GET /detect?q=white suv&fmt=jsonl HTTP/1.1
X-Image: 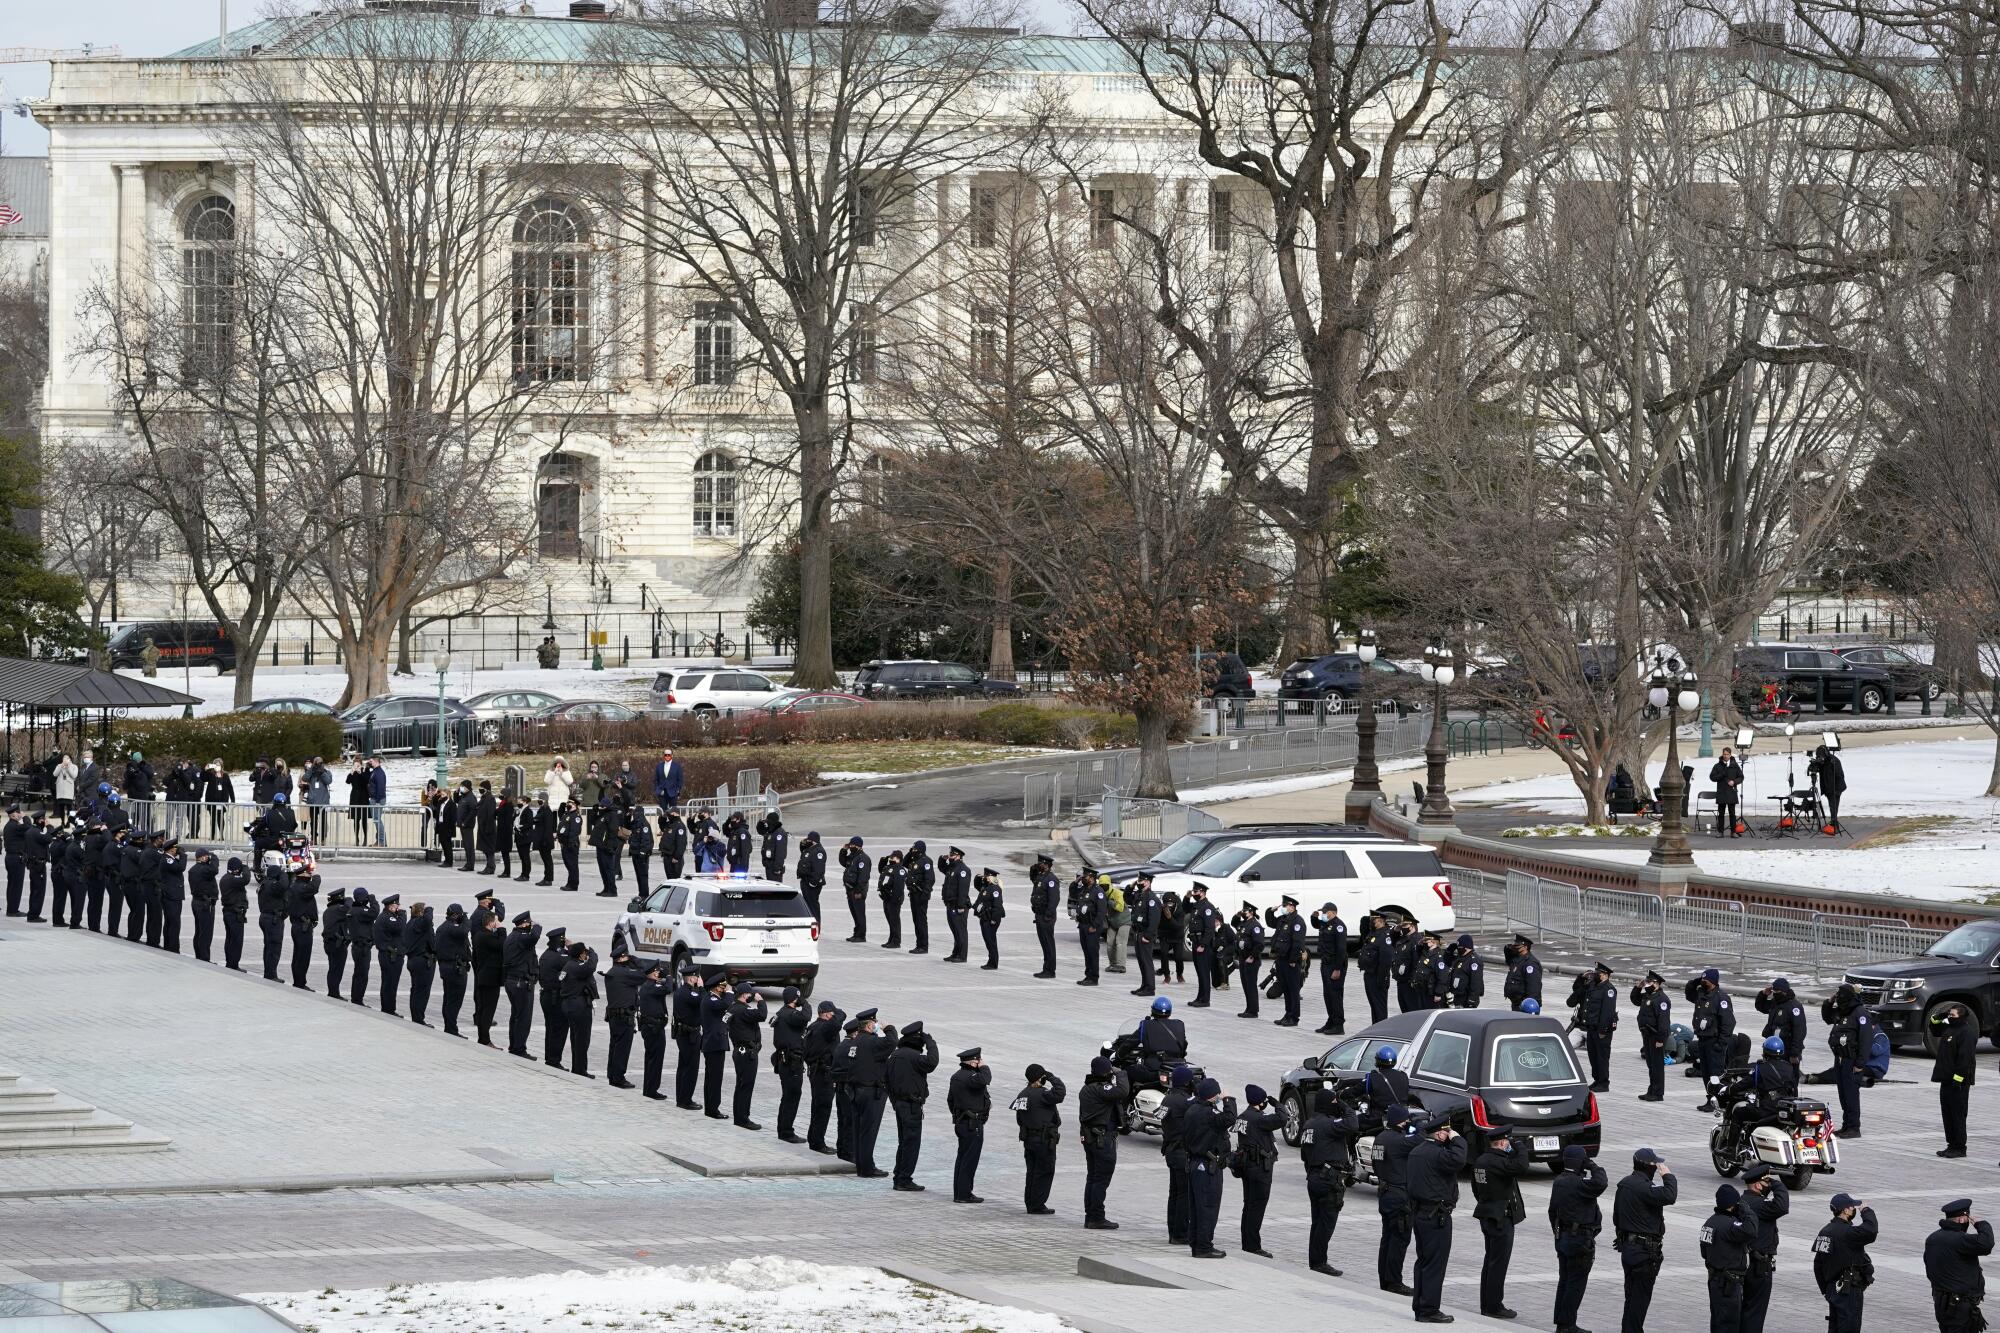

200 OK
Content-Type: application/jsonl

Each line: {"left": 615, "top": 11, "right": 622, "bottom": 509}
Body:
{"left": 1148, "top": 835, "right": 1455, "bottom": 946}
{"left": 612, "top": 875, "right": 821, "bottom": 994}
{"left": 649, "top": 669, "right": 789, "bottom": 717}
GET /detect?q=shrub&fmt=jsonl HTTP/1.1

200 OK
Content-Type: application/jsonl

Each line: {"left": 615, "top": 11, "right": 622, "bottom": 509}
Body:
{"left": 969, "top": 701, "right": 1061, "bottom": 747}
{"left": 520, "top": 749, "right": 820, "bottom": 798}
{"left": 110, "top": 713, "right": 345, "bottom": 773}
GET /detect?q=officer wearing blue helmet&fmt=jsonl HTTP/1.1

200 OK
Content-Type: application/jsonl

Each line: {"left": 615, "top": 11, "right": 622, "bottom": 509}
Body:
{"left": 1521, "top": 997, "right": 1541, "bottom": 1014}
{"left": 1137, "top": 995, "right": 1187, "bottom": 1076}
{"left": 1364, "top": 1045, "right": 1414, "bottom": 1123}
{"left": 1723, "top": 1035, "right": 1800, "bottom": 1144}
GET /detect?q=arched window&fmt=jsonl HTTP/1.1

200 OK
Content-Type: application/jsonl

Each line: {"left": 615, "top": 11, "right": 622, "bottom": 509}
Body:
{"left": 692, "top": 451, "right": 738, "bottom": 537}
{"left": 180, "top": 195, "right": 235, "bottom": 375}
{"left": 512, "top": 197, "right": 591, "bottom": 383}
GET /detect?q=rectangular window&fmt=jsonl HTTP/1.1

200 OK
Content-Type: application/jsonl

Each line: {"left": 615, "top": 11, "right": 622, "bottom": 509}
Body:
{"left": 970, "top": 301, "right": 1000, "bottom": 380}
{"left": 1415, "top": 1029, "right": 1471, "bottom": 1082}
{"left": 852, "top": 303, "right": 880, "bottom": 384}
{"left": 970, "top": 186, "right": 999, "bottom": 248}
{"left": 854, "top": 182, "right": 880, "bottom": 249}
{"left": 1489, "top": 1033, "right": 1582, "bottom": 1085}
{"left": 1244, "top": 852, "right": 1298, "bottom": 882}
{"left": 1368, "top": 849, "right": 1445, "bottom": 878}
{"left": 1090, "top": 187, "right": 1116, "bottom": 250}
{"left": 693, "top": 302, "right": 735, "bottom": 386}
{"left": 1298, "top": 850, "right": 1356, "bottom": 879}
{"left": 1212, "top": 308, "right": 1234, "bottom": 364}
{"left": 1208, "top": 188, "right": 1233, "bottom": 252}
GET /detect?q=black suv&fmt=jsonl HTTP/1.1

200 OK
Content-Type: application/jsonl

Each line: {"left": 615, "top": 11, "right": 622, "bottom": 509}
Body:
{"left": 1277, "top": 652, "right": 1410, "bottom": 700}
{"left": 106, "top": 621, "right": 238, "bottom": 672}
{"left": 1199, "top": 652, "right": 1254, "bottom": 699}
{"left": 1832, "top": 644, "right": 1945, "bottom": 703}
{"left": 1844, "top": 919, "right": 2000, "bottom": 1052}
{"left": 852, "top": 660, "right": 1021, "bottom": 700}
{"left": 1732, "top": 644, "right": 1891, "bottom": 714}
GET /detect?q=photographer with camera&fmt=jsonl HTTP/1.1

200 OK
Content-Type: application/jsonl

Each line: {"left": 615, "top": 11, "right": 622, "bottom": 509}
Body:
{"left": 1808, "top": 744, "right": 1847, "bottom": 832}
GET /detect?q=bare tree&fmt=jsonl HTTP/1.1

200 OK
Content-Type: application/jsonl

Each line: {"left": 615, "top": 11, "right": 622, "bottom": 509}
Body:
{"left": 0, "top": 270, "right": 48, "bottom": 437}
{"left": 596, "top": 0, "right": 1016, "bottom": 688}
{"left": 34, "top": 443, "right": 158, "bottom": 663}
{"left": 1072, "top": 0, "right": 1608, "bottom": 658}
{"left": 221, "top": 7, "right": 605, "bottom": 705}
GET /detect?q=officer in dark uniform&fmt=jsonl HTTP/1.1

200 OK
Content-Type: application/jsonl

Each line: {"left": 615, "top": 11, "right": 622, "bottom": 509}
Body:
{"left": 974, "top": 869, "right": 1005, "bottom": 968}
{"left": 1308, "top": 901, "right": 1347, "bottom": 1033}
{"left": 756, "top": 810, "right": 789, "bottom": 882}
{"left": 839, "top": 836, "right": 871, "bottom": 942}
{"left": 886, "top": 1020, "right": 940, "bottom": 1189}
{"left": 1756, "top": 976, "right": 1808, "bottom": 1065}
{"left": 1740, "top": 1164, "right": 1788, "bottom": 1333}
{"left": 1076, "top": 874, "right": 1110, "bottom": 985}
{"left": 1014, "top": 1062, "right": 1068, "bottom": 1215}
{"left": 436, "top": 902, "right": 471, "bottom": 1037}
{"left": 1812, "top": 1193, "right": 1876, "bottom": 1333}
{"left": 947, "top": 1047, "right": 991, "bottom": 1202}
{"left": 1632, "top": 970, "right": 1671, "bottom": 1100}
{"left": 1153, "top": 1063, "right": 1193, "bottom": 1242}
{"left": 1927, "top": 1198, "right": 1995, "bottom": 1333}
{"left": 1029, "top": 854, "right": 1059, "bottom": 978}
{"left": 1079, "top": 1055, "right": 1129, "bottom": 1227}
{"left": 1582, "top": 961, "right": 1619, "bottom": 1092}
{"left": 1615, "top": 1146, "right": 1677, "bottom": 1332}
{"left": 1549, "top": 1143, "right": 1607, "bottom": 1333}
{"left": 101, "top": 825, "right": 128, "bottom": 938}
{"left": 502, "top": 911, "right": 542, "bottom": 1055}
{"left": 216, "top": 856, "right": 248, "bottom": 970}
{"left": 700, "top": 973, "right": 732, "bottom": 1116}
{"left": 348, "top": 888, "right": 379, "bottom": 1004}
{"left": 375, "top": 894, "right": 407, "bottom": 1015}
{"left": 472, "top": 911, "right": 507, "bottom": 1044}
{"left": 769, "top": 986, "right": 808, "bottom": 1138}
{"left": 537, "top": 927, "right": 570, "bottom": 1065}
{"left": 905, "top": 839, "right": 933, "bottom": 954}
{"left": 253, "top": 859, "right": 285, "bottom": 980}
{"left": 1392, "top": 923, "right": 1425, "bottom": 1011}
{"left": 1297, "top": 1087, "right": 1356, "bottom": 1274}
{"left": 846, "top": 1008, "right": 898, "bottom": 1177}
{"left": 1129, "top": 874, "right": 1162, "bottom": 995}
{"left": 492, "top": 792, "right": 515, "bottom": 879}
{"left": 512, "top": 795, "right": 535, "bottom": 881}
{"left": 672, "top": 964, "right": 706, "bottom": 1108}
{"left": 1407, "top": 1116, "right": 1467, "bottom": 1323}
{"left": 831, "top": 1016, "right": 860, "bottom": 1161}
{"left": 1504, "top": 934, "right": 1543, "bottom": 1011}
{"left": 1261, "top": 897, "right": 1306, "bottom": 1025}
{"left": 1356, "top": 912, "right": 1393, "bottom": 1022}
{"left": 2, "top": 804, "right": 24, "bottom": 917}
{"left": 1237, "top": 1085, "right": 1283, "bottom": 1255}
{"left": 284, "top": 869, "right": 318, "bottom": 987}
{"left": 795, "top": 830, "right": 826, "bottom": 920}
{"left": 1445, "top": 934, "right": 1484, "bottom": 1009}
{"left": 20, "top": 810, "right": 51, "bottom": 923}
{"left": 939, "top": 847, "right": 972, "bottom": 962}
{"left": 1376, "top": 1103, "right": 1420, "bottom": 1294}
{"left": 625, "top": 807, "right": 654, "bottom": 899}
{"left": 319, "top": 885, "right": 349, "bottom": 994}
{"left": 602, "top": 943, "right": 646, "bottom": 1088}
{"left": 1702, "top": 1183, "right": 1755, "bottom": 1332}
{"left": 1183, "top": 1077, "right": 1234, "bottom": 1255}
{"left": 1935, "top": 1002, "right": 1977, "bottom": 1156}
{"left": 637, "top": 962, "right": 671, "bottom": 1098}
{"left": 804, "top": 999, "right": 844, "bottom": 1149}
{"left": 1185, "top": 884, "right": 1220, "bottom": 1008}
{"left": 1472, "top": 1128, "right": 1529, "bottom": 1319}
{"left": 556, "top": 800, "right": 583, "bottom": 891}
{"left": 559, "top": 939, "right": 599, "bottom": 1076}
{"left": 1228, "top": 901, "right": 1265, "bottom": 1014}
{"left": 876, "top": 848, "right": 907, "bottom": 950}
{"left": 727, "top": 982, "right": 767, "bottom": 1126}
{"left": 404, "top": 902, "right": 437, "bottom": 1024}
{"left": 724, "top": 811, "right": 753, "bottom": 874}
{"left": 1692, "top": 967, "right": 1737, "bottom": 1111}
{"left": 187, "top": 848, "right": 219, "bottom": 962}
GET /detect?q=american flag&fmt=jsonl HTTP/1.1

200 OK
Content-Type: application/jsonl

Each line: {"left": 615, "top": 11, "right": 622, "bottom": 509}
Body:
{"left": 0, "top": 203, "right": 22, "bottom": 227}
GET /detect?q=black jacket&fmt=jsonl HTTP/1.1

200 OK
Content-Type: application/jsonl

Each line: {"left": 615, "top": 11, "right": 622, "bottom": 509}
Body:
{"left": 948, "top": 1063, "right": 993, "bottom": 1123}
{"left": 796, "top": 839, "right": 826, "bottom": 886}
{"left": 1613, "top": 1168, "right": 1678, "bottom": 1241}
{"left": 1029, "top": 870, "right": 1058, "bottom": 922}
{"left": 1702, "top": 1206, "right": 1756, "bottom": 1274}
{"left": 1549, "top": 1161, "right": 1609, "bottom": 1235}
{"left": 803, "top": 1009, "right": 845, "bottom": 1064}
{"left": 844, "top": 1027, "right": 897, "bottom": 1087}
{"left": 1633, "top": 984, "right": 1672, "bottom": 1042}
{"left": 1471, "top": 1141, "right": 1529, "bottom": 1223}
{"left": 1014, "top": 1074, "right": 1068, "bottom": 1139}
{"left": 973, "top": 878, "right": 1005, "bottom": 923}
{"left": 538, "top": 941, "right": 567, "bottom": 991}
{"left": 1756, "top": 987, "right": 1809, "bottom": 1056}
{"left": 726, "top": 994, "right": 767, "bottom": 1049}
{"left": 1743, "top": 1178, "right": 1789, "bottom": 1257}
{"left": 435, "top": 918, "right": 471, "bottom": 967}
{"left": 560, "top": 949, "right": 599, "bottom": 1002}
{"left": 502, "top": 924, "right": 542, "bottom": 983}
{"left": 321, "top": 898, "right": 351, "bottom": 947}
{"left": 771, "top": 1003, "right": 808, "bottom": 1056}
{"left": 1079, "top": 1072, "right": 1130, "bottom": 1134}
{"left": 1934, "top": 1017, "right": 1978, "bottom": 1086}
{"left": 1693, "top": 985, "right": 1736, "bottom": 1042}
{"left": 886, "top": 1032, "right": 941, "bottom": 1102}
{"left": 1408, "top": 1134, "right": 1468, "bottom": 1210}
{"left": 1813, "top": 1207, "right": 1877, "bottom": 1293}
{"left": 403, "top": 910, "right": 436, "bottom": 964}
{"left": 1504, "top": 949, "right": 1542, "bottom": 1004}
{"left": 839, "top": 845, "right": 872, "bottom": 895}
{"left": 1927, "top": 1219, "right": 1997, "bottom": 1296}
{"left": 346, "top": 898, "right": 379, "bottom": 949}
{"left": 473, "top": 924, "right": 506, "bottom": 982}
{"left": 1182, "top": 1096, "right": 1236, "bottom": 1161}
{"left": 1298, "top": 1104, "right": 1358, "bottom": 1173}
{"left": 188, "top": 859, "right": 220, "bottom": 906}
{"left": 1266, "top": 908, "right": 1307, "bottom": 964}
{"left": 940, "top": 860, "right": 972, "bottom": 911}
{"left": 603, "top": 957, "right": 646, "bottom": 1010}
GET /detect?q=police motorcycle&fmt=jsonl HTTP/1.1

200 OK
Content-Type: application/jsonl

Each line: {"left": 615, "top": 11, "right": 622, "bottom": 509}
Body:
{"left": 1099, "top": 1002, "right": 1203, "bottom": 1136}
{"left": 1340, "top": 1047, "right": 1429, "bottom": 1190}
{"left": 247, "top": 793, "right": 312, "bottom": 888}
{"left": 1709, "top": 1036, "right": 1840, "bottom": 1191}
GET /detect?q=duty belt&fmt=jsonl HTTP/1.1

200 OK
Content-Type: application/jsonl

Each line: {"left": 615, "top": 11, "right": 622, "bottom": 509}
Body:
{"left": 608, "top": 1006, "right": 635, "bottom": 1020}
{"left": 1617, "top": 1232, "right": 1663, "bottom": 1253}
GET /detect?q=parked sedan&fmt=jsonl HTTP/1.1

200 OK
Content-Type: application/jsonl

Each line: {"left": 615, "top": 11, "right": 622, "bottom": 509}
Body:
{"left": 1277, "top": 652, "right": 1411, "bottom": 701}
{"left": 1832, "top": 644, "right": 1945, "bottom": 703}
{"left": 530, "top": 699, "right": 644, "bottom": 724}
{"left": 462, "top": 689, "right": 562, "bottom": 719}
{"left": 236, "top": 697, "right": 339, "bottom": 716}
{"left": 339, "top": 695, "right": 478, "bottom": 754}
{"left": 761, "top": 690, "right": 871, "bottom": 716}
{"left": 1277, "top": 1008, "right": 1601, "bottom": 1169}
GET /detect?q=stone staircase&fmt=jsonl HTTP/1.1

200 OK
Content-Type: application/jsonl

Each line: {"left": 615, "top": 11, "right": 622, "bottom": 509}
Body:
{"left": 0, "top": 1068, "right": 170, "bottom": 1156}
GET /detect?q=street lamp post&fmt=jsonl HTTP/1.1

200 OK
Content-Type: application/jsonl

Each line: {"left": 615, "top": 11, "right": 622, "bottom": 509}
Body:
{"left": 542, "top": 580, "right": 558, "bottom": 632}
{"left": 1345, "top": 629, "right": 1382, "bottom": 825}
{"left": 1417, "top": 643, "right": 1456, "bottom": 826}
{"left": 1647, "top": 661, "right": 1702, "bottom": 868}
{"left": 432, "top": 647, "right": 452, "bottom": 790}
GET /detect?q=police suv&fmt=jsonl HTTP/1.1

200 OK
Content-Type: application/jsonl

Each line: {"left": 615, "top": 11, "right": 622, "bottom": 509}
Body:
{"left": 1146, "top": 833, "right": 1456, "bottom": 949}
{"left": 612, "top": 873, "right": 821, "bottom": 996}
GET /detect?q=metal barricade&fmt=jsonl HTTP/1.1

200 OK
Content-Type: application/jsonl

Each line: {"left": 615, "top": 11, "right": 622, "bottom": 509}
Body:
{"left": 1664, "top": 896, "right": 1748, "bottom": 970}
{"left": 1580, "top": 886, "right": 1667, "bottom": 962}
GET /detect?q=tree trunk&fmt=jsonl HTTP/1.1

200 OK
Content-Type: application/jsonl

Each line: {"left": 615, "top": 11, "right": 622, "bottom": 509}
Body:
{"left": 1986, "top": 721, "right": 2000, "bottom": 799}
{"left": 396, "top": 611, "right": 416, "bottom": 677}
{"left": 1133, "top": 704, "right": 1178, "bottom": 800}
{"left": 231, "top": 640, "right": 261, "bottom": 709}
{"left": 339, "top": 618, "right": 395, "bottom": 710}
{"left": 790, "top": 408, "right": 838, "bottom": 690}
{"left": 1279, "top": 529, "right": 1331, "bottom": 661}
{"left": 988, "top": 554, "right": 1016, "bottom": 681}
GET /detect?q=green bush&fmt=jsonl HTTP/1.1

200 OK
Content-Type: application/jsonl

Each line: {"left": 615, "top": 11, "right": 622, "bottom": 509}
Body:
{"left": 969, "top": 702, "right": 1061, "bottom": 747}
{"left": 110, "top": 713, "right": 345, "bottom": 773}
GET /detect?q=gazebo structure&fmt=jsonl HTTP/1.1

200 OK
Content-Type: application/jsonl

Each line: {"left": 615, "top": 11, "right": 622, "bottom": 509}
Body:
{"left": 0, "top": 657, "right": 201, "bottom": 794}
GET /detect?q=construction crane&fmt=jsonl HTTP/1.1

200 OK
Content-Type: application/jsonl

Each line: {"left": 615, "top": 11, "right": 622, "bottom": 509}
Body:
{"left": 0, "top": 46, "right": 123, "bottom": 63}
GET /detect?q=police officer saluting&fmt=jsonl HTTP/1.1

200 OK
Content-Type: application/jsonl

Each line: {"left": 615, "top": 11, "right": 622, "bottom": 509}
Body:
{"left": 1812, "top": 1193, "right": 1876, "bottom": 1333}
{"left": 1310, "top": 900, "right": 1347, "bottom": 1034}
{"left": 939, "top": 848, "right": 972, "bottom": 963}
{"left": 671, "top": 964, "right": 705, "bottom": 1108}
{"left": 1358, "top": 912, "right": 1394, "bottom": 1022}
{"left": 1237, "top": 1085, "right": 1284, "bottom": 1256}
{"left": 770, "top": 986, "right": 808, "bottom": 1141}
{"left": 974, "top": 869, "right": 1005, "bottom": 969}
{"left": 1632, "top": 971, "right": 1671, "bottom": 1101}
{"left": 947, "top": 1047, "right": 991, "bottom": 1203}
{"left": 1029, "top": 854, "right": 1059, "bottom": 978}
{"left": 1183, "top": 1077, "right": 1235, "bottom": 1257}
{"left": 845, "top": 1007, "right": 897, "bottom": 1177}
{"left": 1298, "top": 1087, "right": 1356, "bottom": 1275}
{"left": 1692, "top": 968, "right": 1736, "bottom": 1112}
{"left": 1408, "top": 1115, "right": 1468, "bottom": 1324}
{"left": 1014, "top": 1062, "right": 1067, "bottom": 1215}
{"left": 1702, "top": 1183, "right": 1756, "bottom": 1333}
{"left": 1376, "top": 1103, "right": 1420, "bottom": 1296}
{"left": 1503, "top": 934, "right": 1541, "bottom": 1012}
{"left": 602, "top": 943, "right": 645, "bottom": 1089}
{"left": 726, "top": 982, "right": 767, "bottom": 1128}
{"left": 885, "top": 1020, "right": 939, "bottom": 1190}
{"left": 1927, "top": 1198, "right": 1995, "bottom": 1333}
{"left": 1266, "top": 896, "right": 1307, "bottom": 1025}
{"left": 1549, "top": 1144, "right": 1607, "bottom": 1333}
{"left": 1739, "top": 1164, "right": 1788, "bottom": 1333}
{"left": 1471, "top": 1127, "right": 1529, "bottom": 1320}
{"left": 1581, "top": 961, "right": 1618, "bottom": 1092}
{"left": 804, "top": 999, "right": 844, "bottom": 1150}
{"left": 1615, "top": 1146, "right": 1677, "bottom": 1332}
{"left": 1078, "top": 1055, "right": 1128, "bottom": 1228}
{"left": 636, "top": 962, "right": 671, "bottom": 1099}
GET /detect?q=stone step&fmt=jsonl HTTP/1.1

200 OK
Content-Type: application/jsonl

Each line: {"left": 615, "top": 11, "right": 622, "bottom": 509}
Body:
{"left": 0, "top": 1111, "right": 142, "bottom": 1142}
{"left": 0, "top": 1089, "right": 69, "bottom": 1113}
{"left": 0, "top": 1129, "right": 172, "bottom": 1156}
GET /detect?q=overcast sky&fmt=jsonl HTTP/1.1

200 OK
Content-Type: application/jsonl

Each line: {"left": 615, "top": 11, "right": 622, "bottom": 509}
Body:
{"left": 2, "top": 0, "right": 1077, "bottom": 159}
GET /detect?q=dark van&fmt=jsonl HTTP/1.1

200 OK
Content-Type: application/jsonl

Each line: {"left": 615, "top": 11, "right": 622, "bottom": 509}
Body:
{"left": 107, "top": 621, "right": 237, "bottom": 673}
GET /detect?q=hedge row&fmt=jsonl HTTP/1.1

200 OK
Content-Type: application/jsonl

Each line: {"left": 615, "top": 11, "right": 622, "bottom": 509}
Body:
{"left": 108, "top": 713, "right": 346, "bottom": 774}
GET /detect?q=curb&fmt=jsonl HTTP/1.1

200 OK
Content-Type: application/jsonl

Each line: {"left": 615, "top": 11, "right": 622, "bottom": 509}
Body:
{"left": 882, "top": 1261, "right": 1142, "bottom": 1333}
{"left": 0, "top": 1165, "right": 556, "bottom": 1201}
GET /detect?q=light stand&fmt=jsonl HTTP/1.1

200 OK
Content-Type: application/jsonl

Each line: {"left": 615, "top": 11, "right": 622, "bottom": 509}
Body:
{"left": 1647, "top": 663, "right": 1700, "bottom": 868}
{"left": 1345, "top": 629, "right": 1382, "bottom": 824}
{"left": 433, "top": 647, "right": 452, "bottom": 790}
{"left": 1417, "top": 643, "right": 1456, "bottom": 826}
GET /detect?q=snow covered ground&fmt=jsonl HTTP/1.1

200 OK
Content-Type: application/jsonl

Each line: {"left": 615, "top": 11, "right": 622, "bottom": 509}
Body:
{"left": 114, "top": 662, "right": 659, "bottom": 717}
{"left": 248, "top": 1257, "right": 1069, "bottom": 1333}
{"left": 1587, "top": 844, "right": 2000, "bottom": 902}
{"left": 1180, "top": 755, "right": 1426, "bottom": 805}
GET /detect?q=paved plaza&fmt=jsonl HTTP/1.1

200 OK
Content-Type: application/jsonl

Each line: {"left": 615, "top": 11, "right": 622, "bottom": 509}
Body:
{"left": 0, "top": 758, "right": 1992, "bottom": 1332}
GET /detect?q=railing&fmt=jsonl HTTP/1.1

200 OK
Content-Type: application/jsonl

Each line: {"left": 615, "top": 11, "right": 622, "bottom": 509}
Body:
{"left": 1101, "top": 796, "right": 1223, "bottom": 843}
{"left": 1452, "top": 866, "right": 1944, "bottom": 983}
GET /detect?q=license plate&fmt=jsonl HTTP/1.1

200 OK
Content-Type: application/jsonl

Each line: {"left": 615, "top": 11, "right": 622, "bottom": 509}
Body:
{"left": 760, "top": 931, "right": 779, "bottom": 945}
{"left": 1799, "top": 1146, "right": 1820, "bottom": 1164}
{"left": 1533, "top": 1136, "right": 1559, "bottom": 1153}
